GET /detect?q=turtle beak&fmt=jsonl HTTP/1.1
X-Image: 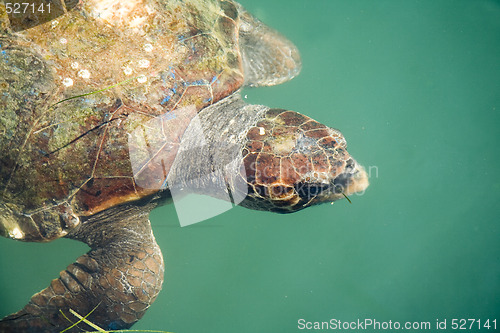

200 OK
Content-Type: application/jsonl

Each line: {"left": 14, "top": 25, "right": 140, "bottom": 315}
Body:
{"left": 331, "top": 158, "right": 369, "bottom": 198}
{"left": 308, "top": 158, "right": 370, "bottom": 205}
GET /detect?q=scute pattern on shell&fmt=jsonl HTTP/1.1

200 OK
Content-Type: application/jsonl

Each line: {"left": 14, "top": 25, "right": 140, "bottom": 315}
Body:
{"left": 0, "top": 0, "right": 245, "bottom": 241}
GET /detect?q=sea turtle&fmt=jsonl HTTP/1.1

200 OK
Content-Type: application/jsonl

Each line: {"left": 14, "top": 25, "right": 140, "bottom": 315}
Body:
{"left": 0, "top": 0, "right": 369, "bottom": 331}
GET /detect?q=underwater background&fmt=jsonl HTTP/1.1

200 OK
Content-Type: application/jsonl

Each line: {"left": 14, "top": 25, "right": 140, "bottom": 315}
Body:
{"left": 1, "top": 0, "right": 499, "bottom": 332}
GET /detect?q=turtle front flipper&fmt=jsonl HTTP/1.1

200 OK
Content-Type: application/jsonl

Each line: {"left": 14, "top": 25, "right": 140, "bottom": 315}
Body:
{"left": 0, "top": 205, "right": 164, "bottom": 332}
{"left": 237, "top": 5, "right": 302, "bottom": 87}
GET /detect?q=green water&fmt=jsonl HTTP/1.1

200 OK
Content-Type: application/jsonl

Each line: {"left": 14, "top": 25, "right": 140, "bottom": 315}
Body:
{"left": 1, "top": 0, "right": 499, "bottom": 332}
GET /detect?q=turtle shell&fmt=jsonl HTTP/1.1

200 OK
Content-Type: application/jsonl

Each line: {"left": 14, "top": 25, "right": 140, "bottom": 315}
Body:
{"left": 0, "top": 0, "right": 245, "bottom": 241}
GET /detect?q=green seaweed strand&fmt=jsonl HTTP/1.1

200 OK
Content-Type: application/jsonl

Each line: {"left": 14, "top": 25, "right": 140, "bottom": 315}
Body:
{"left": 50, "top": 76, "right": 142, "bottom": 108}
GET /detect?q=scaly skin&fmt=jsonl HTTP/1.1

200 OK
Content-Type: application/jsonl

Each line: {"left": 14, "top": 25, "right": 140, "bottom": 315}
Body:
{"left": 0, "top": 204, "right": 164, "bottom": 332}
{"left": 241, "top": 109, "right": 367, "bottom": 212}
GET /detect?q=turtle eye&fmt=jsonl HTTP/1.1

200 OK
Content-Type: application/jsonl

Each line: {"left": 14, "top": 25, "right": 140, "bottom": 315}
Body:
{"left": 269, "top": 184, "right": 295, "bottom": 200}
{"left": 294, "top": 182, "right": 330, "bottom": 199}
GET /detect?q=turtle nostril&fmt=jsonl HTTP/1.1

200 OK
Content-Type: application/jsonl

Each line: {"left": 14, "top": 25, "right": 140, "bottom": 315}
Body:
{"left": 345, "top": 158, "right": 355, "bottom": 172}
{"left": 332, "top": 158, "right": 357, "bottom": 193}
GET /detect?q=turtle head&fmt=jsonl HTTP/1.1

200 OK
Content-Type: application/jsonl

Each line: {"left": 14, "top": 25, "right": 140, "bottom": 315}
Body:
{"left": 239, "top": 109, "right": 369, "bottom": 213}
